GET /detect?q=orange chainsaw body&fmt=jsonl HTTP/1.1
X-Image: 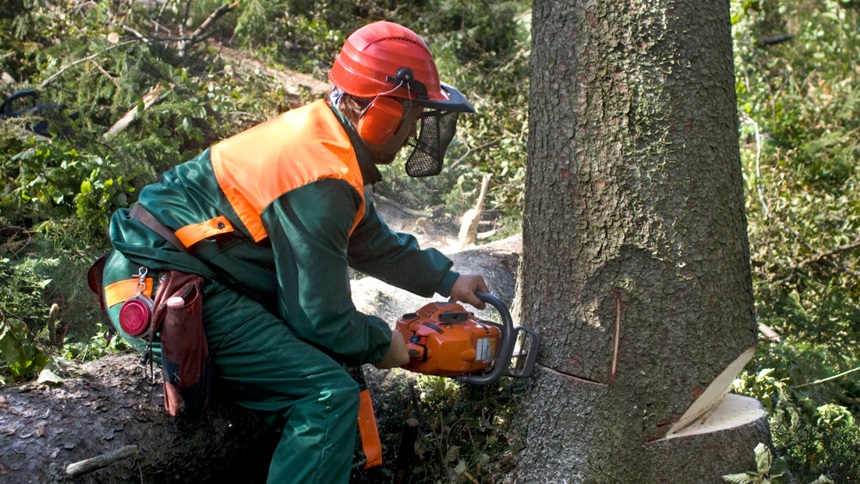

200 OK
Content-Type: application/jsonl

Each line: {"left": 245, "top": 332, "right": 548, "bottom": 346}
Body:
{"left": 395, "top": 301, "right": 501, "bottom": 377}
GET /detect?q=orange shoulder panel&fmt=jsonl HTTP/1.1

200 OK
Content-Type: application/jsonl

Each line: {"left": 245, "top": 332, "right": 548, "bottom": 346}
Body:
{"left": 210, "top": 101, "right": 366, "bottom": 242}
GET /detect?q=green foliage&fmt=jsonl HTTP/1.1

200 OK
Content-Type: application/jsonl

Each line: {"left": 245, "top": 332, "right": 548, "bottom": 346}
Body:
{"left": 407, "top": 375, "right": 526, "bottom": 483}
{"left": 61, "top": 323, "right": 130, "bottom": 362}
{"left": 0, "top": 256, "right": 53, "bottom": 381}
{"left": 743, "top": 365, "right": 860, "bottom": 483}
{"left": 733, "top": 0, "right": 860, "bottom": 480}
{"left": 723, "top": 443, "right": 791, "bottom": 484}
{"left": 0, "top": 318, "right": 49, "bottom": 383}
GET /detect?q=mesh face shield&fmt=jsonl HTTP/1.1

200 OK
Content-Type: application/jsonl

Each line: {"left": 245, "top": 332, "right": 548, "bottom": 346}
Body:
{"left": 404, "top": 111, "right": 460, "bottom": 177}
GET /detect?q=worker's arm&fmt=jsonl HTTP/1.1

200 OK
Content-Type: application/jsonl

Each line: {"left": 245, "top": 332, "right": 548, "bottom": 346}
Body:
{"left": 373, "top": 331, "right": 409, "bottom": 369}
{"left": 346, "top": 197, "right": 459, "bottom": 297}
{"left": 260, "top": 179, "right": 393, "bottom": 366}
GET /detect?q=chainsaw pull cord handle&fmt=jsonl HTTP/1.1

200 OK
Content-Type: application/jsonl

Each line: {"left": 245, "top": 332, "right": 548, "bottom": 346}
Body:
{"left": 460, "top": 291, "right": 516, "bottom": 385}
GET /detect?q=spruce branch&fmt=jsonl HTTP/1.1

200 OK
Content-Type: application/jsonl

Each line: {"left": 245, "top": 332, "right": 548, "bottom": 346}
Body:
{"left": 39, "top": 40, "right": 137, "bottom": 89}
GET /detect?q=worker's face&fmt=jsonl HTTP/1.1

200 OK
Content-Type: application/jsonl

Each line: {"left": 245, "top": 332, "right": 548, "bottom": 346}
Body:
{"left": 364, "top": 104, "right": 424, "bottom": 166}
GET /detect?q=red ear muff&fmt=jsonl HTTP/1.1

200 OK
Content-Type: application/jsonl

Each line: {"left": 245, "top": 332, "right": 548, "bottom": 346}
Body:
{"left": 357, "top": 97, "right": 403, "bottom": 145}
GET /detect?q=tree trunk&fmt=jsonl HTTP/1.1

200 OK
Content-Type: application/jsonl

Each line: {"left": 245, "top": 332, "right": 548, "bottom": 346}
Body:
{"left": 513, "top": 1, "right": 770, "bottom": 482}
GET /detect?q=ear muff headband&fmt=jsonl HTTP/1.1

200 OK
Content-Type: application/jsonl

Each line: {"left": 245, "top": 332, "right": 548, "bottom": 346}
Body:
{"left": 357, "top": 96, "right": 403, "bottom": 145}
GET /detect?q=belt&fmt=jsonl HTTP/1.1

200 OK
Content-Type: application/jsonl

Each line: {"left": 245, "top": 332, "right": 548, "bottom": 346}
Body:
{"left": 105, "top": 276, "right": 154, "bottom": 307}
{"left": 104, "top": 204, "right": 187, "bottom": 307}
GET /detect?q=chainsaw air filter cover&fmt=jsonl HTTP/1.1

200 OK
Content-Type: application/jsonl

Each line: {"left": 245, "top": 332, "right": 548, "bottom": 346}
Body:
{"left": 396, "top": 301, "right": 501, "bottom": 377}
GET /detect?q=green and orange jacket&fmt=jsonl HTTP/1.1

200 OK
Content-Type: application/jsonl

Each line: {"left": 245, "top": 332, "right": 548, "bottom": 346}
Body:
{"left": 108, "top": 100, "right": 458, "bottom": 366}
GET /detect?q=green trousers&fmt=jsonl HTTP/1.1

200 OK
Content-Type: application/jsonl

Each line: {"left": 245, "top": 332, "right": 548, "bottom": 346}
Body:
{"left": 103, "top": 250, "right": 359, "bottom": 483}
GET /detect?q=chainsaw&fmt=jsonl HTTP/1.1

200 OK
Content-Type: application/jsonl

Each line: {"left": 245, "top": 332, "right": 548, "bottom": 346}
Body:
{"left": 395, "top": 291, "right": 540, "bottom": 385}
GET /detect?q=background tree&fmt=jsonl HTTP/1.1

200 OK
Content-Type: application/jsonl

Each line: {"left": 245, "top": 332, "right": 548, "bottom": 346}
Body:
{"left": 513, "top": 1, "right": 770, "bottom": 481}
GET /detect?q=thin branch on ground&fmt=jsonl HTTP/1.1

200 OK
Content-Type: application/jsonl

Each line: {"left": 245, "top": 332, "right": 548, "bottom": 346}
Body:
{"left": 449, "top": 139, "right": 501, "bottom": 169}
{"left": 39, "top": 40, "right": 137, "bottom": 89}
{"left": 775, "top": 235, "right": 860, "bottom": 286}
{"left": 65, "top": 445, "right": 139, "bottom": 477}
{"left": 179, "top": 1, "right": 241, "bottom": 54}
{"left": 91, "top": 60, "right": 121, "bottom": 88}
{"left": 42, "top": 0, "right": 238, "bottom": 87}
{"left": 793, "top": 366, "right": 860, "bottom": 389}
{"left": 122, "top": 25, "right": 149, "bottom": 43}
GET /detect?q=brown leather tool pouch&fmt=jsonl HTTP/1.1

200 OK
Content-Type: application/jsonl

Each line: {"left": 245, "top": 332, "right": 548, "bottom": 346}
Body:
{"left": 87, "top": 253, "right": 109, "bottom": 312}
{"left": 151, "top": 270, "right": 211, "bottom": 417}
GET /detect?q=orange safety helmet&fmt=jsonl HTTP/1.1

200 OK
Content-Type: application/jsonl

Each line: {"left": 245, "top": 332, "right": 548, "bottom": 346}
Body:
{"left": 329, "top": 21, "right": 474, "bottom": 176}
{"left": 329, "top": 21, "right": 472, "bottom": 111}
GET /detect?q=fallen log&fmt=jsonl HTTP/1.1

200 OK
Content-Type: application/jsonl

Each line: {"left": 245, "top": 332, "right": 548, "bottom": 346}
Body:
{"left": 0, "top": 354, "right": 272, "bottom": 484}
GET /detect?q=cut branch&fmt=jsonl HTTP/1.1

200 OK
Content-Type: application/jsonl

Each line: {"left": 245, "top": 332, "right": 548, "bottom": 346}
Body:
{"left": 103, "top": 85, "right": 169, "bottom": 139}
{"left": 39, "top": 40, "right": 137, "bottom": 89}
{"left": 794, "top": 236, "right": 860, "bottom": 270}
{"left": 65, "top": 445, "right": 139, "bottom": 478}
{"left": 179, "top": 2, "right": 241, "bottom": 54}
{"left": 775, "top": 235, "right": 860, "bottom": 285}
{"left": 611, "top": 288, "right": 622, "bottom": 379}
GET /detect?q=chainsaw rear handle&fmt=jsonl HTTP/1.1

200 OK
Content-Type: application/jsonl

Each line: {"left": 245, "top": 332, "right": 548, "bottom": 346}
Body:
{"left": 460, "top": 291, "right": 516, "bottom": 385}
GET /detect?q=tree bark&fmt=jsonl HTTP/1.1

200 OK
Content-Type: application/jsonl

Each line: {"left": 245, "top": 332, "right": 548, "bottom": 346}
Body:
{"left": 514, "top": 0, "right": 770, "bottom": 481}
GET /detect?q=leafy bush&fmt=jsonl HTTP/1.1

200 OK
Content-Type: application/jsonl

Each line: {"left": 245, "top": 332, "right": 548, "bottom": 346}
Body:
{"left": 0, "top": 256, "right": 52, "bottom": 382}
{"left": 723, "top": 442, "right": 792, "bottom": 484}
{"left": 733, "top": 0, "right": 860, "bottom": 479}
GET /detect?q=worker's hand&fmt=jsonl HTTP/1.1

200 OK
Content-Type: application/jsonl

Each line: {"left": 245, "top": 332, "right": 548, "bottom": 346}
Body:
{"left": 374, "top": 331, "right": 410, "bottom": 369}
{"left": 449, "top": 274, "right": 490, "bottom": 310}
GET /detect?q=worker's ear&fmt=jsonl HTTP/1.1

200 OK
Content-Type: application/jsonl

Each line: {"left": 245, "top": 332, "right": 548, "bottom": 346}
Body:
{"left": 356, "top": 97, "right": 403, "bottom": 145}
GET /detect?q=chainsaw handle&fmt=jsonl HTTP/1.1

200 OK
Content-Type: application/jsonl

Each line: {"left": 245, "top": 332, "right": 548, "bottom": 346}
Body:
{"left": 460, "top": 291, "right": 516, "bottom": 385}
{"left": 1, "top": 90, "right": 39, "bottom": 118}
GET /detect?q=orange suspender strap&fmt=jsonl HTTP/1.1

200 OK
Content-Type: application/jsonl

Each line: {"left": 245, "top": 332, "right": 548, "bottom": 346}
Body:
{"left": 175, "top": 215, "right": 233, "bottom": 248}
{"left": 131, "top": 203, "right": 235, "bottom": 250}
{"left": 358, "top": 388, "right": 383, "bottom": 469}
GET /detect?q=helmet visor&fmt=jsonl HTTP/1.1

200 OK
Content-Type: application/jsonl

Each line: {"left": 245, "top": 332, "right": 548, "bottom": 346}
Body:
{"left": 404, "top": 111, "right": 460, "bottom": 177}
